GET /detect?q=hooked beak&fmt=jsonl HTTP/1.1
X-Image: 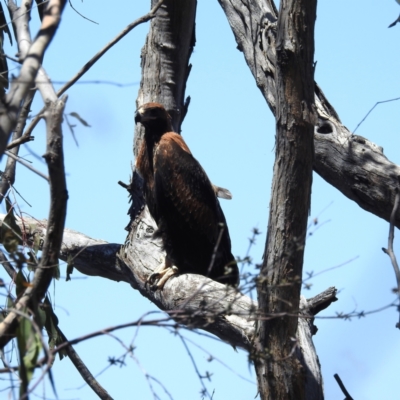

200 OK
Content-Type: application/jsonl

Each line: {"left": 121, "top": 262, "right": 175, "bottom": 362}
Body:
{"left": 134, "top": 110, "right": 141, "bottom": 124}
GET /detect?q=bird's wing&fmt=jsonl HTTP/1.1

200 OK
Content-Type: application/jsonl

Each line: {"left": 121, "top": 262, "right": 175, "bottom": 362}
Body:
{"left": 153, "top": 132, "right": 221, "bottom": 240}
{"left": 212, "top": 184, "right": 232, "bottom": 200}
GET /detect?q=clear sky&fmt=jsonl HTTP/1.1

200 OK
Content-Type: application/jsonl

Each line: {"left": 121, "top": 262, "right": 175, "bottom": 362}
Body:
{"left": 1, "top": 1, "right": 400, "bottom": 399}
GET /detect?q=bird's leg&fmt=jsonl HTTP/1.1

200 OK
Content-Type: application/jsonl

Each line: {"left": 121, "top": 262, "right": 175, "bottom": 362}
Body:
{"left": 147, "top": 256, "right": 179, "bottom": 290}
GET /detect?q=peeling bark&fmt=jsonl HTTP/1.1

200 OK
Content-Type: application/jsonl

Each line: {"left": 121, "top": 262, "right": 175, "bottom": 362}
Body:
{"left": 253, "top": 0, "right": 317, "bottom": 398}
{"left": 1, "top": 212, "right": 334, "bottom": 381}
{"left": 218, "top": 0, "right": 400, "bottom": 228}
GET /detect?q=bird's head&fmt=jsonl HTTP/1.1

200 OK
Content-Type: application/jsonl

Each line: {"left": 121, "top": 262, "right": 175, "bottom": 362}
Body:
{"left": 135, "top": 103, "right": 173, "bottom": 134}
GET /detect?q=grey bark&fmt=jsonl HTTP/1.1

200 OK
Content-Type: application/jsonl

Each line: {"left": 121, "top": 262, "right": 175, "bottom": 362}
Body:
{"left": 253, "top": 0, "right": 318, "bottom": 398}
{"left": 0, "top": 96, "right": 68, "bottom": 349}
{"left": 134, "top": 0, "right": 196, "bottom": 158}
{"left": 218, "top": 0, "right": 400, "bottom": 229}
{"left": 0, "top": 0, "right": 67, "bottom": 156}
{"left": 1, "top": 213, "right": 336, "bottom": 378}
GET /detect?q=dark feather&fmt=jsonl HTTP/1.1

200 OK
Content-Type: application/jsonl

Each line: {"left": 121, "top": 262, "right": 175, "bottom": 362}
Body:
{"left": 135, "top": 103, "right": 238, "bottom": 286}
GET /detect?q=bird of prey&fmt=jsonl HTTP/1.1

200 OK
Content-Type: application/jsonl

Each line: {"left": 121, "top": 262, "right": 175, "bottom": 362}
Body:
{"left": 135, "top": 102, "right": 239, "bottom": 289}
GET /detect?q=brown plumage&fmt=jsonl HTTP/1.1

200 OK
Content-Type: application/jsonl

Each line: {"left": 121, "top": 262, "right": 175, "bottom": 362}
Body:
{"left": 135, "top": 102, "right": 238, "bottom": 289}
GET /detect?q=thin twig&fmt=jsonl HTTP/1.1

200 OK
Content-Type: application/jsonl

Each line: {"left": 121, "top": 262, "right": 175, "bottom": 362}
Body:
{"left": 2, "top": 88, "right": 36, "bottom": 200}
{"left": 68, "top": 0, "right": 98, "bottom": 24}
{"left": 57, "top": 327, "right": 114, "bottom": 400}
{"left": 52, "top": 316, "right": 173, "bottom": 356}
{"left": 0, "top": 93, "right": 68, "bottom": 348}
{"left": 22, "top": 0, "right": 164, "bottom": 139}
{"left": 178, "top": 333, "right": 211, "bottom": 399}
{"left": 0, "top": 249, "right": 17, "bottom": 281}
{"left": 6, "top": 134, "right": 35, "bottom": 150}
{"left": 388, "top": 13, "right": 400, "bottom": 28}
{"left": 4, "top": 151, "right": 49, "bottom": 181}
{"left": 177, "top": 333, "right": 256, "bottom": 385}
{"left": 353, "top": 96, "right": 400, "bottom": 134}
{"left": 0, "top": 0, "right": 67, "bottom": 156}
{"left": 333, "top": 373, "right": 354, "bottom": 400}
{"left": 382, "top": 188, "right": 400, "bottom": 328}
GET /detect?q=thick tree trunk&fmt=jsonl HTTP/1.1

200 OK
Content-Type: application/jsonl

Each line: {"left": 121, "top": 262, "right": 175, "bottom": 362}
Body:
{"left": 218, "top": 0, "right": 400, "bottom": 229}
{"left": 254, "top": 0, "right": 318, "bottom": 399}
{"left": 133, "top": 0, "right": 196, "bottom": 158}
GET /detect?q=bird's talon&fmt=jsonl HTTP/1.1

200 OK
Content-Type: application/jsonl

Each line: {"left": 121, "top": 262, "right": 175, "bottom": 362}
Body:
{"left": 146, "top": 272, "right": 160, "bottom": 288}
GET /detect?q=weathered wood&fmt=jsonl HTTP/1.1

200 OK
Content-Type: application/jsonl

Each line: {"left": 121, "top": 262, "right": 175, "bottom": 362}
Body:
{"left": 218, "top": 0, "right": 400, "bottom": 229}
{"left": 0, "top": 96, "right": 68, "bottom": 349}
{"left": 1, "top": 212, "right": 331, "bottom": 388}
{"left": 253, "top": 0, "right": 317, "bottom": 398}
{"left": 134, "top": 0, "right": 196, "bottom": 157}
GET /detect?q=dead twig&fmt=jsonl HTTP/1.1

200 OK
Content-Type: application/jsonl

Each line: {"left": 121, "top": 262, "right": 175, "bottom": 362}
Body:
{"left": 22, "top": 0, "right": 165, "bottom": 139}
{"left": 333, "top": 373, "right": 354, "bottom": 400}
{"left": 382, "top": 188, "right": 400, "bottom": 328}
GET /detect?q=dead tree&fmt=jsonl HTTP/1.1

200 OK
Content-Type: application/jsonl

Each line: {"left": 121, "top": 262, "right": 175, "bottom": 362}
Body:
{"left": 0, "top": 0, "right": 399, "bottom": 399}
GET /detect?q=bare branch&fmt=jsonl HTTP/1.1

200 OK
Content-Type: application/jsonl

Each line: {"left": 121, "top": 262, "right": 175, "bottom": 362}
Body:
{"left": 56, "top": 327, "right": 114, "bottom": 400}
{"left": 333, "top": 373, "right": 354, "bottom": 400}
{"left": 0, "top": 89, "right": 36, "bottom": 201}
{"left": 22, "top": 0, "right": 165, "bottom": 140}
{"left": 306, "top": 287, "right": 338, "bottom": 316}
{"left": 382, "top": 188, "right": 400, "bottom": 328}
{"left": 218, "top": 0, "right": 400, "bottom": 229}
{"left": 0, "top": 210, "right": 335, "bottom": 384}
{"left": 0, "top": 0, "right": 67, "bottom": 156}
{"left": 0, "top": 238, "right": 113, "bottom": 399}
{"left": 0, "top": 95, "right": 68, "bottom": 348}
{"left": 4, "top": 151, "right": 49, "bottom": 181}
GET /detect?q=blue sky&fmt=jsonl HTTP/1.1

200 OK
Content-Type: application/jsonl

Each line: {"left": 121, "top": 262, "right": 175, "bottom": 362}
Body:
{"left": 1, "top": 1, "right": 400, "bottom": 399}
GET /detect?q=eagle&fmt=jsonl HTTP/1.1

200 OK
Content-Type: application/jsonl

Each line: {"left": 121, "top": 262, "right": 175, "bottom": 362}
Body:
{"left": 135, "top": 102, "right": 239, "bottom": 289}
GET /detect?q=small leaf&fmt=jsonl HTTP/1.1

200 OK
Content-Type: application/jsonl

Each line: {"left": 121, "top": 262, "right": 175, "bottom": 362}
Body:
{"left": 66, "top": 254, "right": 74, "bottom": 281}
{"left": 43, "top": 296, "right": 67, "bottom": 360}
{"left": 37, "top": 305, "right": 47, "bottom": 330}
{"left": 32, "top": 233, "right": 42, "bottom": 255}
{"left": 0, "top": 198, "right": 22, "bottom": 253}
{"left": 47, "top": 368, "right": 58, "bottom": 399}
{"left": 16, "top": 308, "right": 42, "bottom": 397}
{"left": 69, "top": 112, "right": 91, "bottom": 127}
{"left": 6, "top": 295, "right": 14, "bottom": 309}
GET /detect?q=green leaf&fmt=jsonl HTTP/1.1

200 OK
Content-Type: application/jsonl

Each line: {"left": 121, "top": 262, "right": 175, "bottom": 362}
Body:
{"left": 69, "top": 112, "right": 91, "bottom": 127}
{"left": 32, "top": 232, "right": 42, "bottom": 255}
{"left": 43, "top": 296, "right": 67, "bottom": 360}
{"left": 6, "top": 295, "right": 14, "bottom": 309}
{"left": 0, "top": 198, "right": 22, "bottom": 253}
{"left": 16, "top": 309, "right": 42, "bottom": 397}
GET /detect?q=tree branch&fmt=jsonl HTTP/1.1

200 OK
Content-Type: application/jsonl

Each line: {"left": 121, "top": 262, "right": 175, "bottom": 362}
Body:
{"left": 22, "top": 0, "right": 165, "bottom": 141}
{"left": 382, "top": 188, "right": 400, "bottom": 328}
{"left": 56, "top": 327, "right": 114, "bottom": 400}
{"left": 0, "top": 239, "right": 113, "bottom": 399}
{"left": 254, "top": 0, "right": 317, "bottom": 397}
{"left": 0, "top": 212, "right": 334, "bottom": 370}
{"left": 0, "top": 95, "right": 68, "bottom": 348}
{"left": 217, "top": 0, "right": 400, "bottom": 229}
{"left": 0, "top": 0, "right": 67, "bottom": 156}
